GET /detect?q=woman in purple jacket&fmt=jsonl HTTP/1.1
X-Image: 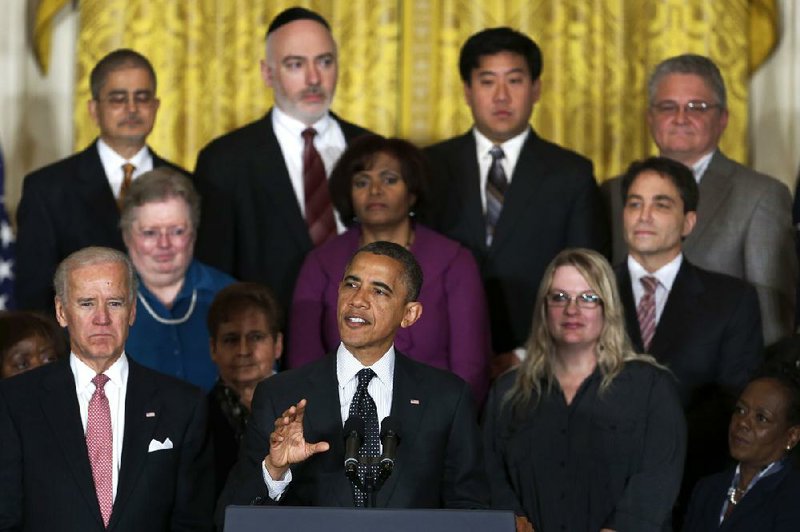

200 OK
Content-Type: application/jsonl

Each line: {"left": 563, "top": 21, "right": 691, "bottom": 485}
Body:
{"left": 286, "top": 135, "right": 491, "bottom": 404}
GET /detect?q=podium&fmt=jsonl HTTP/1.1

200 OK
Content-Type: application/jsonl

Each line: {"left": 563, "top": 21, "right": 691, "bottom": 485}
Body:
{"left": 224, "top": 505, "right": 515, "bottom": 531}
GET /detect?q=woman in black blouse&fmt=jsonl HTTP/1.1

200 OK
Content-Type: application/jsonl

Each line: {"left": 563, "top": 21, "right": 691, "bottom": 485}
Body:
{"left": 683, "top": 364, "right": 800, "bottom": 531}
{"left": 483, "top": 248, "right": 686, "bottom": 532}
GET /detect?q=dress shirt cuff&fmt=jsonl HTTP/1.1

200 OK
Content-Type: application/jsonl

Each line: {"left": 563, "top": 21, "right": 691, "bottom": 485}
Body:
{"left": 262, "top": 462, "right": 292, "bottom": 501}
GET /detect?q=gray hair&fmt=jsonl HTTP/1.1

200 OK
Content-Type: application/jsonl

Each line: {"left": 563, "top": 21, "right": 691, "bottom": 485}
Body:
{"left": 119, "top": 167, "right": 200, "bottom": 236}
{"left": 647, "top": 54, "right": 727, "bottom": 109}
{"left": 54, "top": 247, "right": 138, "bottom": 303}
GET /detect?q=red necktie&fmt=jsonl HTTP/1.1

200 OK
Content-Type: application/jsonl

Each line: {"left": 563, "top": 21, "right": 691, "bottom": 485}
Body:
{"left": 87, "top": 373, "right": 113, "bottom": 527}
{"left": 302, "top": 128, "right": 336, "bottom": 245}
{"left": 636, "top": 276, "right": 658, "bottom": 351}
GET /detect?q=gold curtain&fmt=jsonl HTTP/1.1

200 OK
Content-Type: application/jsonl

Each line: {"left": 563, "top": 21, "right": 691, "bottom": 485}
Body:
{"left": 71, "top": 0, "right": 777, "bottom": 180}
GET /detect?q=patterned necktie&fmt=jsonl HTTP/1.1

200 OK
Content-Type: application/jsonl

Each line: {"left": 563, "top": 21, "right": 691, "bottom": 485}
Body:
{"left": 87, "top": 373, "right": 113, "bottom": 527}
{"left": 118, "top": 162, "right": 135, "bottom": 210}
{"left": 636, "top": 276, "right": 659, "bottom": 351}
{"left": 485, "top": 145, "right": 508, "bottom": 246}
{"left": 301, "top": 128, "right": 336, "bottom": 246}
{"left": 348, "top": 368, "right": 379, "bottom": 507}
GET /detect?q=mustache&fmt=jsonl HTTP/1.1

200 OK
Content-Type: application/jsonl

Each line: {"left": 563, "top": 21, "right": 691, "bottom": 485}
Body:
{"left": 118, "top": 114, "right": 144, "bottom": 127}
{"left": 301, "top": 86, "right": 327, "bottom": 98}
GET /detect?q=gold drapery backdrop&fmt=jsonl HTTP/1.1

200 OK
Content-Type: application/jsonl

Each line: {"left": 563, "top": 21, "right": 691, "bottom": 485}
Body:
{"left": 69, "top": 0, "right": 777, "bottom": 180}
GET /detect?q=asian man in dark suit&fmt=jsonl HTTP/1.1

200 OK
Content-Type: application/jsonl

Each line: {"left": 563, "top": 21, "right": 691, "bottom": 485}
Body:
{"left": 425, "top": 27, "right": 608, "bottom": 374}
{"left": 601, "top": 54, "right": 796, "bottom": 346}
{"left": 15, "top": 49, "right": 183, "bottom": 315}
{"left": 0, "top": 247, "right": 213, "bottom": 531}
{"left": 217, "top": 242, "right": 487, "bottom": 527}
{"left": 193, "top": 7, "right": 369, "bottom": 312}
{"left": 615, "top": 157, "right": 763, "bottom": 519}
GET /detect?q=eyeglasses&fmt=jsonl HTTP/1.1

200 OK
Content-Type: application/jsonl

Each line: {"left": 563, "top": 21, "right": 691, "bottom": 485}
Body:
{"left": 98, "top": 91, "right": 156, "bottom": 107}
{"left": 133, "top": 226, "right": 192, "bottom": 245}
{"left": 650, "top": 100, "right": 722, "bottom": 116}
{"left": 546, "top": 291, "right": 602, "bottom": 309}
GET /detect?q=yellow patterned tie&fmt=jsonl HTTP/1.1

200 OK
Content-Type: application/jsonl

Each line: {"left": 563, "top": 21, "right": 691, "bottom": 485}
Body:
{"left": 118, "top": 163, "right": 135, "bottom": 210}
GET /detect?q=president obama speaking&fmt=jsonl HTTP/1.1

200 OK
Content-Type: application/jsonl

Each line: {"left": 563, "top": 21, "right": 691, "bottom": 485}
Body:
{"left": 218, "top": 242, "right": 487, "bottom": 520}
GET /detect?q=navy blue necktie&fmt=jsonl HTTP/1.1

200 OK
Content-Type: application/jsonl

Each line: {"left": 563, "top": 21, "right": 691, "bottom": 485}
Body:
{"left": 348, "top": 368, "right": 379, "bottom": 506}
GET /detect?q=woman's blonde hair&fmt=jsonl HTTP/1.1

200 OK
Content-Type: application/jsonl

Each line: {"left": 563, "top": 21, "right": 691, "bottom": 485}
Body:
{"left": 506, "top": 248, "right": 651, "bottom": 410}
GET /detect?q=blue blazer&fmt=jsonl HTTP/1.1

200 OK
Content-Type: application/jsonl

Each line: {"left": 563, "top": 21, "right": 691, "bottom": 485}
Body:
{"left": 683, "top": 464, "right": 800, "bottom": 531}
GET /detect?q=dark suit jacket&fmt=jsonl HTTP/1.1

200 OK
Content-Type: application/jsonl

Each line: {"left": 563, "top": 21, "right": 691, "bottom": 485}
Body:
{"left": 0, "top": 358, "right": 214, "bottom": 532}
{"left": 15, "top": 141, "right": 183, "bottom": 313}
{"left": 192, "top": 110, "right": 369, "bottom": 311}
{"left": 425, "top": 129, "right": 609, "bottom": 352}
{"left": 217, "top": 351, "right": 488, "bottom": 525}
{"left": 602, "top": 150, "right": 797, "bottom": 345}
{"left": 683, "top": 465, "right": 800, "bottom": 531}
{"left": 616, "top": 258, "right": 763, "bottom": 509}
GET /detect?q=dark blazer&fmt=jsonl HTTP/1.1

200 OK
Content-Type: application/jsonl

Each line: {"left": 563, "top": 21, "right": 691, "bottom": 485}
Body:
{"left": 602, "top": 150, "right": 797, "bottom": 345}
{"left": 15, "top": 141, "right": 183, "bottom": 313}
{"left": 217, "top": 351, "right": 488, "bottom": 525}
{"left": 425, "top": 129, "right": 609, "bottom": 352}
{"left": 0, "top": 358, "right": 214, "bottom": 532}
{"left": 192, "top": 110, "right": 369, "bottom": 311}
{"left": 616, "top": 258, "right": 763, "bottom": 509}
{"left": 616, "top": 258, "right": 763, "bottom": 406}
{"left": 683, "top": 465, "right": 800, "bottom": 531}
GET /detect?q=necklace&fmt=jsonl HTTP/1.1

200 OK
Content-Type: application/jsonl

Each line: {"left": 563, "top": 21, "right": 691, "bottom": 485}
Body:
{"left": 137, "top": 289, "right": 197, "bottom": 325}
{"left": 727, "top": 486, "right": 745, "bottom": 505}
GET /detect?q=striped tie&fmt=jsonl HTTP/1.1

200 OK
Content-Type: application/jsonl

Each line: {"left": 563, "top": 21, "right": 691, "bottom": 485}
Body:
{"left": 636, "top": 276, "right": 659, "bottom": 351}
{"left": 485, "top": 145, "right": 507, "bottom": 246}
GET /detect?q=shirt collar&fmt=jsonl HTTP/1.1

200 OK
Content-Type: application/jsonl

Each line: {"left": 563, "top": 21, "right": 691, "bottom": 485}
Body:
{"left": 70, "top": 351, "right": 129, "bottom": 391}
{"left": 272, "top": 105, "right": 333, "bottom": 139}
{"left": 336, "top": 343, "right": 395, "bottom": 390}
{"left": 691, "top": 150, "right": 715, "bottom": 183}
{"left": 97, "top": 138, "right": 150, "bottom": 168}
{"left": 627, "top": 252, "right": 683, "bottom": 292}
{"left": 472, "top": 126, "right": 529, "bottom": 162}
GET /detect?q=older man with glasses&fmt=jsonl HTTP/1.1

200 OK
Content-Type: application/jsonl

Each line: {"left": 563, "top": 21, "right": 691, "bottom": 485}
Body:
{"left": 15, "top": 49, "right": 185, "bottom": 316}
{"left": 602, "top": 53, "right": 797, "bottom": 346}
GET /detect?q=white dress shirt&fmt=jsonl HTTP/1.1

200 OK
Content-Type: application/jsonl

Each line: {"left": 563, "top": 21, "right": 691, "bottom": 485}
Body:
{"left": 691, "top": 150, "right": 715, "bottom": 183}
{"left": 472, "top": 126, "right": 530, "bottom": 213}
{"left": 263, "top": 343, "right": 397, "bottom": 499}
{"left": 96, "top": 140, "right": 153, "bottom": 198}
{"left": 628, "top": 253, "right": 683, "bottom": 324}
{"left": 71, "top": 352, "right": 129, "bottom": 501}
{"left": 271, "top": 106, "right": 347, "bottom": 233}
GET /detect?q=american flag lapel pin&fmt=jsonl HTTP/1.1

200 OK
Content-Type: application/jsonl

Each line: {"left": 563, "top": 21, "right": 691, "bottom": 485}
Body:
{"left": 145, "top": 412, "right": 156, "bottom": 418}
{"left": 410, "top": 399, "right": 420, "bottom": 405}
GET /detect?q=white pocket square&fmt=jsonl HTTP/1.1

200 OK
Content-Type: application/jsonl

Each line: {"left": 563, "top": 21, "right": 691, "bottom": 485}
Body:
{"left": 148, "top": 437, "right": 173, "bottom": 452}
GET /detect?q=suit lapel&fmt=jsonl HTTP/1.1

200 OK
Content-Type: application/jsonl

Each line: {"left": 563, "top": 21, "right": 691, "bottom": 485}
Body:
{"left": 377, "top": 353, "right": 425, "bottom": 506}
{"left": 40, "top": 362, "right": 104, "bottom": 526}
{"left": 490, "top": 130, "right": 546, "bottom": 253}
{"left": 616, "top": 264, "right": 645, "bottom": 351}
{"left": 77, "top": 142, "right": 123, "bottom": 246}
{"left": 684, "top": 151, "right": 734, "bottom": 255}
{"left": 110, "top": 362, "right": 159, "bottom": 528}
{"left": 649, "top": 260, "right": 703, "bottom": 359}
{"left": 722, "top": 466, "right": 789, "bottom": 530}
{"left": 254, "top": 111, "right": 313, "bottom": 251}
{"left": 302, "top": 356, "right": 354, "bottom": 506}
{"left": 450, "top": 133, "right": 491, "bottom": 256}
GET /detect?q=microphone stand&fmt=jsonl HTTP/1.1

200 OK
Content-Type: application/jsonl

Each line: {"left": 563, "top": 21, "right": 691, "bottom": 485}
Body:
{"left": 346, "top": 455, "right": 394, "bottom": 508}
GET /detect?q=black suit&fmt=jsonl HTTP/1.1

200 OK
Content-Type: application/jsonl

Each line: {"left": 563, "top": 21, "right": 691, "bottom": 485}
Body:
{"left": 683, "top": 465, "right": 800, "bottom": 531}
{"left": 0, "top": 358, "right": 214, "bottom": 531}
{"left": 15, "top": 141, "right": 183, "bottom": 313}
{"left": 192, "top": 110, "right": 369, "bottom": 311}
{"left": 217, "top": 351, "right": 488, "bottom": 525}
{"left": 425, "top": 129, "right": 609, "bottom": 352}
{"left": 616, "top": 258, "right": 763, "bottom": 513}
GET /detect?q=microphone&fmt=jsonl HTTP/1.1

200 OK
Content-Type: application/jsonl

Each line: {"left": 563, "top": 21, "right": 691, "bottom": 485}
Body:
{"left": 343, "top": 416, "right": 364, "bottom": 474}
{"left": 379, "top": 416, "right": 401, "bottom": 472}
